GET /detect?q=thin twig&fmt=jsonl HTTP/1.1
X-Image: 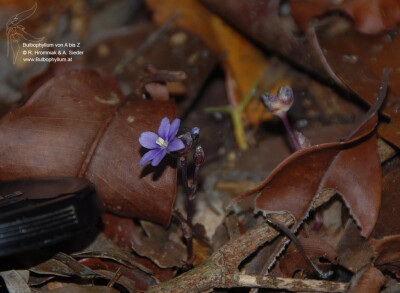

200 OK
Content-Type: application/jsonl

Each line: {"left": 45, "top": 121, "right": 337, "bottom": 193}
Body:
{"left": 147, "top": 214, "right": 303, "bottom": 292}
{"left": 107, "top": 265, "right": 123, "bottom": 288}
{"left": 231, "top": 274, "right": 346, "bottom": 292}
{"left": 266, "top": 216, "right": 332, "bottom": 279}
{"left": 147, "top": 213, "right": 347, "bottom": 292}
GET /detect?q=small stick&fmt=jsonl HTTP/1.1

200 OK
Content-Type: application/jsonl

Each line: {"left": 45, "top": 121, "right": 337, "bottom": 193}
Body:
{"left": 265, "top": 216, "right": 332, "bottom": 279}
{"left": 107, "top": 266, "right": 123, "bottom": 288}
{"left": 147, "top": 214, "right": 347, "bottom": 292}
{"left": 231, "top": 274, "right": 346, "bottom": 292}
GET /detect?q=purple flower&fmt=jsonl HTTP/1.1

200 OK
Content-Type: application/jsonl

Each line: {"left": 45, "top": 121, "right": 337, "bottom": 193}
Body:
{"left": 139, "top": 117, "right": 185, "bottom": 167}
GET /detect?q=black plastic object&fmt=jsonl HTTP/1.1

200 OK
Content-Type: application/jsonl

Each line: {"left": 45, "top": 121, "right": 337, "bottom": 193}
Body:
{"left": 0, "top": 177, "right": 103, "bottom": 256}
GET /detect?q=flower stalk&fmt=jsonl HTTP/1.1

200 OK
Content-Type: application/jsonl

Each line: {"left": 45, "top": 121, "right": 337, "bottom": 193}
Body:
{"left": 178, "top": 135, "right": 205, "bottom": 263}
{"left": 260, "top": 85, "right": 303, "bottom": 151}
{"left": 139, "top": 118, "right": 204, "bottom": 264}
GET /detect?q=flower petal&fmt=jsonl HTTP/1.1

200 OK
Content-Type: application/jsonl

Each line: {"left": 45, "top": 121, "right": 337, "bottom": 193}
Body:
{"left": 168, "top": 118, "right": 181, "bottom": 141}
{"left": 151, "top": 149, "right": 167, "bottom": 166}
{"left": 158, "top": 117, "right": 170, "bottom": 140}
{"left": 139, "top": 148, "right": 161, "bottom": 166}
{"left": 167, "top": 138, "right": 185, "bottom": 152}
{"left": 139, "top": 131, "right": 158, "bottom": 149}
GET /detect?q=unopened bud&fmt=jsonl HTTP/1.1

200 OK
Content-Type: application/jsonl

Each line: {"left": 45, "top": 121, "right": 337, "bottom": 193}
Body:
{"left": 178, "top": 132, "right": 193, "bottom": 157}
{"left": 191, "top": 127, "right": 200, "bottom": 141}
{"left": 260, "top": 85, "right": 294, "bottom": 117}
{"left": 294, "top": 131, "right": 311, "bottom": 149}
{"left": 193, "top": 145, "right": 205, "bottom": 166}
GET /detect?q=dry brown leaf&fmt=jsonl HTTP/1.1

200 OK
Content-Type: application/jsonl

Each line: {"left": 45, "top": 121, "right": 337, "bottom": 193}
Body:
{"left": 131, "top": 219, "right": 186, "bottom": 268}
{"left": 233, "top": 70, "right": 389, "bottom": 238}
{"left": 371, "top": 235, "right": 400, "bottom": 278}
{"left": 347, "top": 264, "right": 385, "bottom": 293}
{"left": 290, "top": 0, "right": 400, "bottom": 34}
{"left": 0, "top": 68, "right": 178, "bottom": 226}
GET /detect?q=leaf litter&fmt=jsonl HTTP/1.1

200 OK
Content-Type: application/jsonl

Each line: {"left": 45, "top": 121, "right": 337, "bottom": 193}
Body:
{"left": 0, "top": 1, "right": 399, "bottom": 292}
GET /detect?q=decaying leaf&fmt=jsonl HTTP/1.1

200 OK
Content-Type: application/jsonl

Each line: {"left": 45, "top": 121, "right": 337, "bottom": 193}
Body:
{"left": 29, "top": 252, "right": 136, "bottom": 292}
{"left": 371, "top": 157, "right": 400, "bottom": 239}
{"left": 71, "top": 232, "right": 153, "bottom": 274}
{"left": 290, "top": 0, "right": 400, "bottom": 34}
{"left": 371, "top": 235, "right": 400, "bottom": 278}
{"left": 85, "top": 23, "right": 218, "bottom": 116}
{"left": 103, "top": 213, "right": 142, "bottom": 249}
{"left": 102, "top": 213, "right": 176, "bottom": 288}
{"left": 42, "top": 284, "right": 119, "bottom": 293}
{"left": 233, "top": 69, "right": 389, "bottom": 238}
{"left": 0, "top": 68, "right": 178, "bottom": 226}
{"left": 0, "top": 270, "right": 30, "bottom": 293}
{"left": 277, "top": 231, "right": 337, "bottom": 277}
{"left": 347, "top": 264, "right": 385, "bottom": 293}
{"left": 131, "top": 218, "right": 186, "bottom": 268}
{"left": 318, "top": 27, "right": 400, "bottom": 149}
{"left": 335, "top": 219, "right": 377, "bottom": 272}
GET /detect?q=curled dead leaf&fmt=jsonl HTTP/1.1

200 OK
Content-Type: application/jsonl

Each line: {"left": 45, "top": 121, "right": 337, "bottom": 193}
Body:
{"left": 233, "top": 69, "right": 389, "bottom": 238}
{"left": 0, "top": 68, "right": 178, "bottom": 226}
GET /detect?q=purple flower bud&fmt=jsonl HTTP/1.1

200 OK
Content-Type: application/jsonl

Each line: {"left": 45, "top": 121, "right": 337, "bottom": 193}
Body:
{"left": 193, "top": 145, "right": 205, "bottom": 166}
{"left": 191, "top": 127, "right": 200, "bottom": 141}
{"left": 260, "top": 85, "right": 294, "bottom": 117}
{"left": 178, "top": 132, "right": 193, "bottom": 157}
{"left": 294, "top": 131, "right": 311, "bottom": 149}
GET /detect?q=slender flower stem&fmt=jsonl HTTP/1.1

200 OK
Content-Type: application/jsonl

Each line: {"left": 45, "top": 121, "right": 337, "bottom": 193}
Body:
{"left": 180, "top": 156, "right": 191, "bottom": 197}
{"left": 280, "top": 113, "right": 301, "bottom": 151}
{"left": 186, "top": 197, "right": 194, "bottom": 263}
{"left": 180, "top": 156, "right": 194, "bottom": 263}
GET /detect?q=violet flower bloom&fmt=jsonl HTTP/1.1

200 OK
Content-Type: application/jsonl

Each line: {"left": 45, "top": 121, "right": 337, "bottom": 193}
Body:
{"left": 139, "top": 117, "right": 185, "bottom": 167}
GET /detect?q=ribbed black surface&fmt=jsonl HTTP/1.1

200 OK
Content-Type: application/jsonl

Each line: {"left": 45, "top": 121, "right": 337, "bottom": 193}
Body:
{"left": 0, "top": 205, "right": 78, "bottom": 244}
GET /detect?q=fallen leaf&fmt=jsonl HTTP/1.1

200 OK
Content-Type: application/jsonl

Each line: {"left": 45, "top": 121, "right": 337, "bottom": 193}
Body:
{"left": 318, "top": 27, "right": 400, "bottom": 149}
{"left": 102, "top": 213, "right": 176, "bottom": 287}
{"left": 370, "top": 234, "right": 400, "bottom": 278}
{"left": 103, "top": 213, "right": 142, "bottom": 249}
{"left": 335, "top": 219, "right": 376, "bottom": 272}
{"left": 278, "top": 231, "right": 337, "bottom": 277}
{"left": 347, "top": 264, "right": 385, "bottom": 293}
{"left": 0, "top": 68, "right": 178, "bottom": 226}
{"left": 85, "top": 23, "right": 218, "bottom": 117}
{"left": 71, "top": 232, "right": 153, "bottom": 274}
{"left": 43, "top": 284, "right": 118, "bottom": 293}
{"left": 232, "top": 70, "right": 389, "bottom": 238}
{"left": 131, "top": 218, "right": 186, "bottom": 268}
{"left": 290, "top": 0, "right": 400, "bottom": 34}
{"left": 0, "top": 270, "right": 30, "bottom": 293}
{"left": 371, "top": 157, "right": 400, "bottom": 238}
{"left": 29, "top": 252, "right": 136, "bottom": 292}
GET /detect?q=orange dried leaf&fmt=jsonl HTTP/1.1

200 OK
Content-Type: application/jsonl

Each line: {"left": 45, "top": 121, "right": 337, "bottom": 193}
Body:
{"left": 146, "top": 0, "right": 274, "bottom": 126}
